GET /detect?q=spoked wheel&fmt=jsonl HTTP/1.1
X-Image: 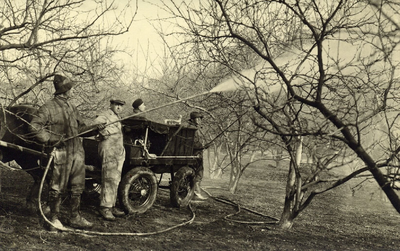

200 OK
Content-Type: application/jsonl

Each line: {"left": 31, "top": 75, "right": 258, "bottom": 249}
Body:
{"left": 84, "top": 179, "right": 101, "bottom": 197}
{"left": 119, "top": 166, "right": 158, "bottom": 214}
{"left": 170, "top": 166, "right": 195, "bottom": 208}
{"left": 82, "top": 179, "right": 101, "bottom": 206}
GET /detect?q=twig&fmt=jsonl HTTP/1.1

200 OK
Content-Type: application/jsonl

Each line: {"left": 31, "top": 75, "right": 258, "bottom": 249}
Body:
{"left": 223, "top": 203, "right": 277, "bottom": 224}
{"left": 202, "top": 189, "right": 280, "bottom": 222}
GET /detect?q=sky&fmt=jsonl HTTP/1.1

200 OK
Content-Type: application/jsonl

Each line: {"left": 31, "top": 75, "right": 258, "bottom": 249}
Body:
{"left": 77, "top": 0, "right": 177, "bottom": 77}
{"left": 109, "top": 0, "right": 178, "bottom": 76}
{"left": 10, "top": 0, "right": 172, "bottom": 75}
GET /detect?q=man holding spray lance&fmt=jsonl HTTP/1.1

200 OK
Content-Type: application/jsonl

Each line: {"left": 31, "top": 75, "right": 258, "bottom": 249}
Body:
{"left": 187, "top": 111, "right": 208, "bottom": 200}
{"left": 30, "top": 74, "right": 106, "bottom": 231}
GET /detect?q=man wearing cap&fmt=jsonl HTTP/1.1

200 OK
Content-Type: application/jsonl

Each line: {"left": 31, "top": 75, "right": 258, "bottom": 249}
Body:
{"left": 132, "top": 98, "right": 146, "bottom": 118}
{"left": 30, "top": 74, "right": 105, "bottom": 231}
{"left": 188, "top": 111, "right": 208, "bottom": 200}
{"left": 94, "top": 99, "right": 126, "bottom": 220}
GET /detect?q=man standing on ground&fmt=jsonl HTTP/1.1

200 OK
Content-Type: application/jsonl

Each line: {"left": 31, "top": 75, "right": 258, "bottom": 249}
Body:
{"left": 30, "top": 74, "right": 103, "bottom": 231}
{"left": 188, "top": 111, "right": 208, "bottom": 200}
{"left": 94, "top": 99, "right": 126, "bottom": 221}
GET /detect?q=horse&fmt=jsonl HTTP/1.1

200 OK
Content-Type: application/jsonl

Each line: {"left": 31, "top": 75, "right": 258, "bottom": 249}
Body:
{"left": 0, "top": 104, "right": 49, "bottom": 214}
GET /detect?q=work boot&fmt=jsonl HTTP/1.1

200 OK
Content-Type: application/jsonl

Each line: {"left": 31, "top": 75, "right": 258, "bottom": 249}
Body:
{"left": 47, "top": 193, "right": 64, "bottom": 231}
{"left": 193, "top": 182, "right": 207, "bottom": 200}
{"left": 69, "top": 214, "right": 94, "bottom": 229}
{"left": 49, "top": 218, "right": 65, "bottom": 232}
{"left": 69, "top": 195, "right": 93, "bottom": 229}
{"left": 112, "top": 207, "right": 125, "bottom": 217}
{"left": 99, "top": 207, "right": 116, "bottom": 221}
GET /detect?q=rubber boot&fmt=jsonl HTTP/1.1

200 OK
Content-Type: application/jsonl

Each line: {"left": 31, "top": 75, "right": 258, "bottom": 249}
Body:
{"left": 68, "top": 195, "right": 93, "bottom": 229}
{"left": 26, "top": 180, "right": 50, "bottom": 215}
{"left": 112, "top": 207, "right": 125, "bottom": 217}
{"left": 48, "top": 194, "right": 64, "bottom": 231}
{"left": 99, "top": 207, "right": 116, "bottom": 221}
{"left": 193, "top": 182, "right": 207, "bottom": 200}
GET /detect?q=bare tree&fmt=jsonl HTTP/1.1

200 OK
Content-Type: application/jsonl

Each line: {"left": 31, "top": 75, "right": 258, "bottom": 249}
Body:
{"left": 160, "top": 0, "right": 400, "bottom": 229}
{"left": 0, "top": 0, "right": 137, "bottom": 109}
{"left": 142, "top": 0, "right": 297, "bottom": 194}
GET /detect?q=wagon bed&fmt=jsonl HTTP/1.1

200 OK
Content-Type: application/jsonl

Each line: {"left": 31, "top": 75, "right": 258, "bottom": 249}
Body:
{"left": 83, "top": 116, "right": 201, "bottom": 213}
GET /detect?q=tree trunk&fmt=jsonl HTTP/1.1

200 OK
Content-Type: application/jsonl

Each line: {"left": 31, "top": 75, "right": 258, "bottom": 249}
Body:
{"left": 212, "top": 168, "right": 222, "bottom": 179}
{"left": 206, "top": 148, "right": 212, "bottom": 177}
{"left": 229, "top": 174, "right": 240, "bottom": 194}
{"left": 278, "top": 200, "right": 294, "bottom": 229}
{"left": 278, "top": 137, "right": 303, "bottom": 230}
{"left": 229, "top": 158, "right": 240, "bottom": 194}
{"left": 274, "top": 147, "right": 284, "bottom": 168}
{"left": 319, "top": 106, "right": 400, "bottom": 212}
{"left": 209, "top": 144, "right": 224, "bottom": 179}
{"left": 249, "top": 151, "right": 257, "bottom": 162}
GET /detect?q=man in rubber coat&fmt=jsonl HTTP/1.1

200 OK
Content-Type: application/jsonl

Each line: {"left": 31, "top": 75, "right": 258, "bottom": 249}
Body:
{"left": 94, "top": 99, "right": 126, "bottom": 220}
{"left": 30, "top": 74, "right": 103, "bottom": 231}
{"left": 187, "top": 111, "right": 208, "bottom": 200}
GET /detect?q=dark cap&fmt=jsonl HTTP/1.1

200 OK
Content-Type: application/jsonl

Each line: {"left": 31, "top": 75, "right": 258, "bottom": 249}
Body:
{"left": 53, "top": 74, "right": 76, "bottom": 95}
{"left": 110, "top": 99, "right": 126, "bottom": 105}
{"left": 190, "top": 111, "right": 203, "bottom": 120}
{"left": 132, "top": 98, "right": 143, "bottom": 109}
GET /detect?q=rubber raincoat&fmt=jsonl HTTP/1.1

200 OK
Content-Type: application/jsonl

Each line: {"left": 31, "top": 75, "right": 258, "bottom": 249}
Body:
{"left": 187, "top": 120, "right": 204, "bottom": 183}
{"left": 94, "top": 109, "right": 125, "bottom": 208}
{"left": 30, "top": 96, "right": 88, "bottom": 195}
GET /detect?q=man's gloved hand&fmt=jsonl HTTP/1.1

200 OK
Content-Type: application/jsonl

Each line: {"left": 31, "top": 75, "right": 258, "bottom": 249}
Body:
{"left": 79, "top": 123, "right": 107, "bottom": 137}
{"left": 96, "top": 123, "right": 107, "bottom": 131}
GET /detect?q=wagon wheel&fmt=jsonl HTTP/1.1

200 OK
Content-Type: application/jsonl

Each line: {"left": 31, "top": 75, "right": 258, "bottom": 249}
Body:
{"left": 82, "top": 179, "right": 101, "bottom": 206}
{"left": 119, "top": 166, "right": 158, "bottom": 214}
{"left": 170, "top": 166, "right": 195, "bottom": 208}
{"left": 84, "top": 179, "right": 101, "bottom": 197}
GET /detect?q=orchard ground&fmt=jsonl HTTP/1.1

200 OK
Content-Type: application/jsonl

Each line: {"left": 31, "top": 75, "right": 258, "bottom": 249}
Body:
{"left": 0, "top": 157, "right": 399, "bottom": 250}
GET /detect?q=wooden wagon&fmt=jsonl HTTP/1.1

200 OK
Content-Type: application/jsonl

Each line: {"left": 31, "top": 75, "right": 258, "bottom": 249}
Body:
{"left": 0, "top": 105, "right": 200, "bottom": 214}
{"left": 83, "top": 117, "right": 201, "bottom": 214}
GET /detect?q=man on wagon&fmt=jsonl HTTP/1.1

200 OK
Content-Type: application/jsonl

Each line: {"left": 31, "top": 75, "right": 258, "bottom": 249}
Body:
{"left": 30, "top": 74, "right": 104, "bottom": 231}
{"left": 132, "top": 98, "right": 146, "bottom": 115}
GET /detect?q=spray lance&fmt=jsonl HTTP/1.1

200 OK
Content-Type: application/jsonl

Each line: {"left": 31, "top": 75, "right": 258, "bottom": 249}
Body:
{"left": 62, "top": 81, "right": 240, "bottom": 142}
{"left": 61, "top": 66, "right": 285, "bottom": 143}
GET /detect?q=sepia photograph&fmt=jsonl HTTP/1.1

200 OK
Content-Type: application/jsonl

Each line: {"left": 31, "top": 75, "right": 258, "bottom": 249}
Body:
{"left": 0, "top": 0, "right": 399, "bottom": 250}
